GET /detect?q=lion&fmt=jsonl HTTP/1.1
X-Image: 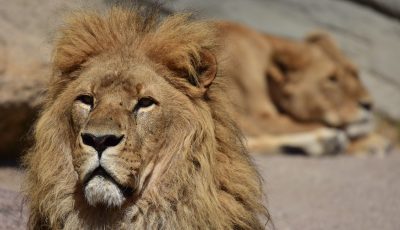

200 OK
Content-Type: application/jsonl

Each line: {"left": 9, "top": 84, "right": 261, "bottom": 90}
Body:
{"left": 23, "top": 8, "right": 269, "bottom": 229}
{"left": 266, "top": 32, "right": 373, "bottom": 136}
{"left": 266, "top": 32, "right": 391, "bottom": 155}
{"left": 214, "top": 21, "right": 386, "bottom": 155}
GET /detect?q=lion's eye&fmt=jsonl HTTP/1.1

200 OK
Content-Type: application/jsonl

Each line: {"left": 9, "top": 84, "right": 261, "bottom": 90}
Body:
{"left": 134, "top": 97, "right": 157, "bottom": 113}
{"left": 76, "top": 95, "right": 94, "bottom": 107}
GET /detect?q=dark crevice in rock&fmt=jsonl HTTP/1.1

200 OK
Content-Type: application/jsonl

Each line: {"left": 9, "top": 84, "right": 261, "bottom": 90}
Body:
{"left": 0, "top": 103, "right": 38, "bottom": 166}
{"left": 343, "top": 0, "right": 400, "bottom": 21}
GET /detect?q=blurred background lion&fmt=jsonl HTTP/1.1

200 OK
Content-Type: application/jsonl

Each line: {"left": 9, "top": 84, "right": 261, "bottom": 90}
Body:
{"left": 215, "top": 21, "right": 390, "bottom": 156}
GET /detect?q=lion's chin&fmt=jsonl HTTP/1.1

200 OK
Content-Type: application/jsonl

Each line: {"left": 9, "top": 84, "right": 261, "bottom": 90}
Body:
{"left": 83, "top": 167, "right": 134, "bottom": 208}
{"left": 84, "top": 176, "right": 126, "bottom": 207}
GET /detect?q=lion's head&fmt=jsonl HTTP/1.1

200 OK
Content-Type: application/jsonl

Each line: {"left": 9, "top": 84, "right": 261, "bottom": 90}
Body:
{"left": 268, "top": 33, "right": 373, "bottom": 138}
{"left": 23, "top": 8, "right": 267, "bottom": 229}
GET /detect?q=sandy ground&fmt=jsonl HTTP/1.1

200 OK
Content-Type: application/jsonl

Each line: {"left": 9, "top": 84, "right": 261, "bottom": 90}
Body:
{"left": 0, "top": 152, "right": 399, "bottom": 230}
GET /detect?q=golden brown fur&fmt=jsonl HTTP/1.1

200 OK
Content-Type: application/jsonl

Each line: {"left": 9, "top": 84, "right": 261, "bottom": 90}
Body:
{"left": 266, "top": 32, "right": 372, "bottom": 130}
{"left": 23, "top": 8, "right": 268, "bottom": 229}
{"left": 214, "top": 21, "right": 380, "bottom": 155}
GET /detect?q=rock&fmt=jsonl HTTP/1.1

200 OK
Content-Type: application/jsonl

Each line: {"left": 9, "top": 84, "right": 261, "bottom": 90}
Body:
{"left": 348, "top": 0, "right": 400, "bottom": 19}
{"left": 0, "top": 0, "right": 107, "bottom": 162}
{"left": 0, "top": 38, "right": 6, "bottom": 74}
{"left": 0, "top": 39, "right": 48, "bottom": 162}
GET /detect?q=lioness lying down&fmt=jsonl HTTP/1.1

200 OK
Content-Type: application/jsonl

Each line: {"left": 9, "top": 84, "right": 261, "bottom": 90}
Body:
{"left": 215, "top": 21, "right": 388, "bottom": 156}
{"left": 23, "top": 8, "right": 269, "bottom": 229}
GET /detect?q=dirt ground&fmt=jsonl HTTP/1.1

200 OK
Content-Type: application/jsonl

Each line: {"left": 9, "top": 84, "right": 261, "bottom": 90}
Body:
{"left": 1, "top": 151, "right": 399, "bottom": 230}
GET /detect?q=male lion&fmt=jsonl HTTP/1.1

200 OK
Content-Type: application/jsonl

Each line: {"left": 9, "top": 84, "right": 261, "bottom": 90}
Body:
{"left": 23, "top": 8, "right": 268, "bottom": 229}
{"left": 215, "top": 21, "right": 384, "bottom": 155}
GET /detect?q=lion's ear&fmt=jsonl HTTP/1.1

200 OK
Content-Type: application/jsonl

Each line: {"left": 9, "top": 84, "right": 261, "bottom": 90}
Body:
{"left": 193, "top": 50, "right": 217, "bottom": 89}
{"left": 156, "top": 48, "right": 218, "bottom": 92}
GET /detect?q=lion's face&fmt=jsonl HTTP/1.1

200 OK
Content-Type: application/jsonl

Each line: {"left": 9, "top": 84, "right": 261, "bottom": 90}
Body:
{"left": 66, "top": 57, "right": 195, "bottom": 208}
{"left": 269, "top": 33, "right": 373, "bottom": 138}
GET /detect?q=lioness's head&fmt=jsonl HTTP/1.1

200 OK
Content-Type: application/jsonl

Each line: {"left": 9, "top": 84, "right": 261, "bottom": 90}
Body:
{"left": 268, "top": 32, "right": 372, "bottom": 138}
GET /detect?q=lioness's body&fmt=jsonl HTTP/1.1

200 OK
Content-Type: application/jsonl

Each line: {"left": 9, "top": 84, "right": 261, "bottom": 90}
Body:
{"left": 214, "top": 21, "right": 382, "bottom": 155}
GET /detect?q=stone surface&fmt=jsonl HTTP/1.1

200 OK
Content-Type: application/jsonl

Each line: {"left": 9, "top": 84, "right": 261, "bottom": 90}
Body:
{"left": 0, "top": 0, "right": 108, "bottom": 161}
{"left": 348, "top": 0, "right": 400, "bottom": 19}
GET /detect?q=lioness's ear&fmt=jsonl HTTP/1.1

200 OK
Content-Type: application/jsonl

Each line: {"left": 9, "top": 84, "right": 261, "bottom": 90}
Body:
{"left": 306, "top": 31, "right": 357, "bottom": 72}
{"left": 306, "top": 31, "right": 336, "bottom": 47}
{"left": 269, "top": 38, "right": 309, "bottom": 80}
{"left": 306, "top": 31, "right": 340, "bottom": 59}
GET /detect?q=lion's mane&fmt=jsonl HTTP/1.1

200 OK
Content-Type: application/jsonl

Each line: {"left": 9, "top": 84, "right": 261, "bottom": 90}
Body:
{"left": 23, "top": 7, "right": 269, "bottom": 229}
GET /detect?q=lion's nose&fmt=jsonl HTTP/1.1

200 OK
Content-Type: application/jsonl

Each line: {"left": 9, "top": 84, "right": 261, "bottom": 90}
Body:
{"left": 81, "top": 133, "right": 124, "bottom": 157}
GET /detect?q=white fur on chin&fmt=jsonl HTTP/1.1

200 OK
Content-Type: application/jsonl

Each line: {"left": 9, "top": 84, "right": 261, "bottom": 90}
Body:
{"left": 84, "top": 176, "right": 125, "bottom": 207}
